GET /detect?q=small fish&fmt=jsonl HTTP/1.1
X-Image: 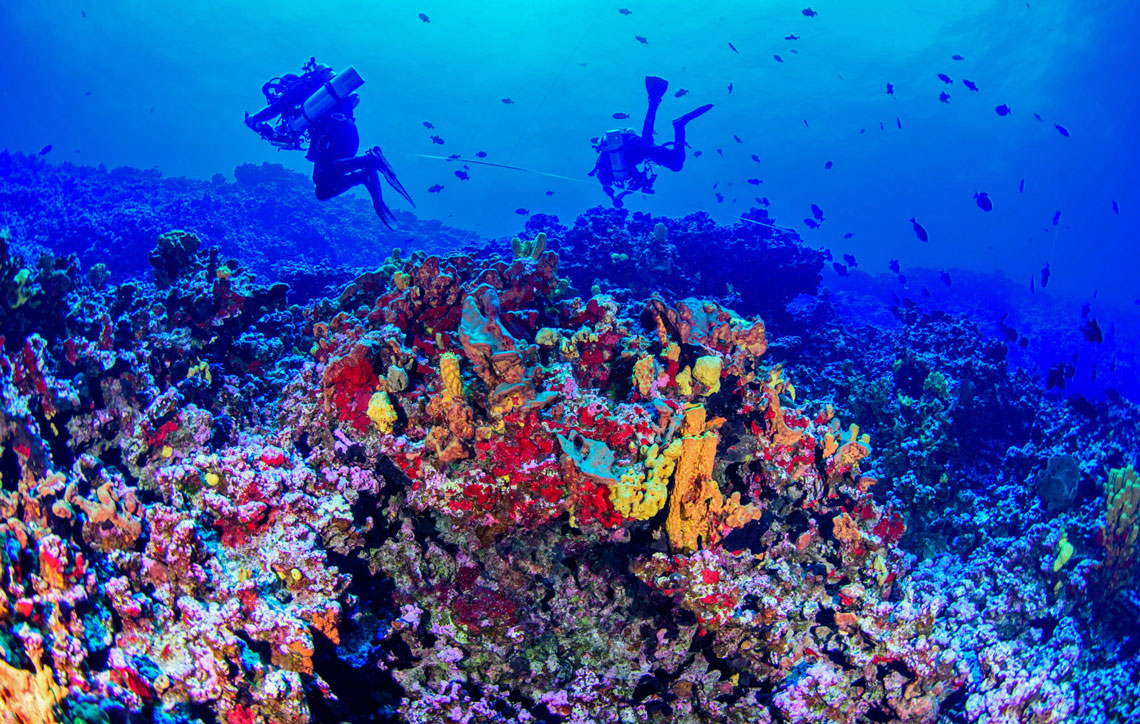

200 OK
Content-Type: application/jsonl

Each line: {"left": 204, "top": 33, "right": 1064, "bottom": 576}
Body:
{"left": 39, "top": 144, "right": 52, "bottom": 155}
{"left": 940, "top": 91, "right": 951, "bottom": 103}
{"left": 910, "top": 217, "right": 928, "bottom": 242}
{"left": 85, "top": 90, "right": 92, "bottom": 95}
{"left": 751, "top": 154, "right": 761, "bottom": 163}
{"left": 940, "top": 270, "right": 952, "bottom": 286}
{"left": 759, "top": 196, "right": 770, "bottom": 206}
{"left": 1033, "top": 112, "right": 1043, "bottom": 121}
{"left": 81, "top": 10, "right": 86, "bottom": 17}
{"left": 515, "top": 208, "right": 529, "bottom": 215}
{"left": 729, "top": 42, "right": 739, "bottom": 53}
{"left": 612, "top": 112, "right": 630, "bottom": 119}
{"left": 1055, "top": 124, "right": 1069, "bottom": 137}
{"left": 635, "top": 35, "right": 648, "bottom": 44}
{"left": 804, "top": 218, "right": 820, "bottom": 229}
{"left": 747, "top": 178, "right": 762, "bottom": 186}
{"left": 843, "top": 253, "right": 857, "bottom": 267}
{"left": 1019, "top": 179, "right": 1025, "bottom": 193}
{"left": 502, "top": 98, "right": 515, "bottom": 104}
{"left": 804, "top": 119, "right": 810, "bottom": 127}
{"left": 974, "top": 191, "right": 992, "bottom": 211}
{"left": 618, "top": 7, "right": 632, "bottom": 15}
{"left": 1112, "top": 199, "right": 1119, "bottom": 214}
{"left": 785, "top": 34, "right": 800, "bottom": 40}
{"left": 825, "top": 161, "right": 833, "bottom": 169}
{"left": 733, "top": 135, "right": 743, "bottom": 143}
{"left": 430, "top": 135, "right": 445, "bottom": 144}
{"left": 715, "top": 192, "right": 725, "bottom": 203}
{"left": 843, "top": 232, "right": 853, "bottom": 239}
{"left": 476, "top": 151, "right": 487, "bottom": 158}
{"left": 454, "top": 170, "right": 469, "bottom": 180}
{"left": 802, "top": 7, "right": 818, "bottom": 17}
{"left": 728, "top": 82, "right": 733, "bottom": 94}
{"left": 886, "top": 82, "right": 894, "bottom": 95}
{"left": 428, "top": 184, "right": 444, "bottom": 193}
{"left": 1052, "top": 210, "right": 1061, "bottom": 226}
{"left": 811, "top": 203, "right": 824, "bottom": 220}
{"left": 1082, "top": 318, "right": 1103, "bottom": 343}
{"left": 418, "top": 12, "right": 430, "bottom": 23}
{"left": 423, "top": 121, "right": 434, "bottom": 129}
{"left": 962, "top": 79, "right": 978, "bottom": 91}
{"left": 889, "top": 259, "right": 900, "bottom": 273}
{"left": 774, "top": 54, "right": 784, "bottom": 63}
{"left": 880, "top": 121, "right": 885, "bottom": 131}
{"left": 1040, "top": 262, "right": 1050, "bottom": 287}
{"left": 832, "top": 262, "right": 849, "bottom": 276}
{"left": 938, "top": 73, "right": 953, "bottom": 84}
{"left": 674, "top": 88, "right": 689, "bottom": 98}
{"left": 716, "top": 148, "right": 723, "bottom": 156}
{"left": 693, "top": 150, "right": 703, "bottom": 158}
{"left": 545, "top": 190, "right": 554, "bottom": 196}
{"left": 995, "top": 104, "right": 1011, "bottom": 116}
{"left": 897, "top": 117, "right": 902, "bottom": 129}
{"left": 951, "top": 54, "right": 964, "bottom": 60}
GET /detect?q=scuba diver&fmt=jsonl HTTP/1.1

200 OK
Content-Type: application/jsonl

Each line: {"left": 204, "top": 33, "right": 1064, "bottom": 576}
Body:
{"left": 590, "top": 76, "right": 713, "bottom": 207}
{"left": 245, "top": 58, "right": 413, "bottom": 228}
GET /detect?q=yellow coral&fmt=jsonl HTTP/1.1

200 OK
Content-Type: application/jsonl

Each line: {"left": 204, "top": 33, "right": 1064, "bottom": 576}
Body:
{"left": 1053, "top": 531, "right": 1074, "bottom": 572}
{"left": 367, "top": 391, "right": 398, "bottom": 434}
{"left": 439, "top": 352, "right": 463, "bottom": 402}
{"left": 675, "top": 365, "right": 693, "bottom": 396}
{"left": 610, "top": 442, "right": 680, "bottom": 520}
{"left": 632, "top": 355, "right": 657, "bottom": 396}
{"left": 692, "top": 355, "right": 722, "bottom": 395}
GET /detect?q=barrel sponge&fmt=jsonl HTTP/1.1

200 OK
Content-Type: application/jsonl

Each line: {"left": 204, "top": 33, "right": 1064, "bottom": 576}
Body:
{"left": 692, "top": 355, "right": 722, "bottom": 395}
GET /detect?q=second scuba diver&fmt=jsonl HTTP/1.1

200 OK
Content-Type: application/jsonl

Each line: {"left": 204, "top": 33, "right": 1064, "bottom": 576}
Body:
{"left": 590, "top": 76, "right": 713, "bottom": 208}
{"left": 245, "top": 58, "right": 413, "bottom": 228}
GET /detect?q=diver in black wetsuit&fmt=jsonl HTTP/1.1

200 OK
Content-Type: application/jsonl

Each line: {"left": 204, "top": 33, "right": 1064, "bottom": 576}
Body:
{"left": 590, "top": 76, "right": 713, "bottom": 207}
{"left": 245, "top": 58, "right": 413, "bottom": 228}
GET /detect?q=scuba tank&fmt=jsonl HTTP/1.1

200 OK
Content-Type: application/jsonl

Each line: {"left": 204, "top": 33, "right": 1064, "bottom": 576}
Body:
{"left": 288, "top": 67, "right": 365, "bottom": 132}
{"left": 602, "top": 130, "right": 631, "bottom": 183}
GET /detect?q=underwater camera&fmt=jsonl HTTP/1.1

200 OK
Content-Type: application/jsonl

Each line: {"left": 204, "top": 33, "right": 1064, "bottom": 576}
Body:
{"left": 288, "top": 67, "right": 364, "bottom": 132}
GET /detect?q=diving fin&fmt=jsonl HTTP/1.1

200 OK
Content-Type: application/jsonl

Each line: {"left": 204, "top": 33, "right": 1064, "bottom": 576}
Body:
{"left": 673, "top": 103, "right": 713, "bottom": 127}
{"left": 645, "top": 75, "right": 668, "bottom": 103}
{"left": 370, "top": 146, "right": 415, "bottom": 208}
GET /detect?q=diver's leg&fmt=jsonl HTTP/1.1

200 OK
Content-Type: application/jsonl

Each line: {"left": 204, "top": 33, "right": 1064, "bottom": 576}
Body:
{"left": 654, "top": 104, "right": 714, "bottom": 171}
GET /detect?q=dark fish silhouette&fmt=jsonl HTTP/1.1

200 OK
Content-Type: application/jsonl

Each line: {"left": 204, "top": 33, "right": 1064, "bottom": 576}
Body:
{"left": 880, "top": 121, "right": 885, "bottom": 130}
{"left": 1082, "top": 318, "right": 1103, "bottom": 343}
{"left": 430, "top": 135, "right": 445, "bottom": 144}
{"left": 1019, "top": 179, "right": 1024, "bottom": 193}
{"left": 733, "top": 135, "right": 743, "bottom": 143}
{"left": 940, "top": 270, "right": 952, "bottom": 286}
{"left": 1055, "top": 124, "right": 1069, "bottom": 137}
{"left": 81, "top": 10, "right": 85, "bottom": 17}
{"left": 502, "top": 98, "right": 515, "bottom": 104}
{"left": 729, "top": 42, "right": 739, "bottom": 53}
{"left": 1033, "top": 112, "right": 1043, "bottom": 121}
{"left": 674, "top": 88, "right": 689, "bottom": 98}
{"left": 612, "top": 112, "right": 630, "bottom": 119}
{"left": 974, "top": 191, "right": 992, "bottom": 211}
{"left": 545, "top": 190, "right": 554, "bottom": 196}
{"left": 843, "top": 232, "right": 853, "bottom": 239}
{"left": 1046, "top": 363, "right": 1067, "bottom": 390}
{"left": 428, "top": 184, "right": 444, "bottom": 193}
{"left": 804, "top": 119, "right": 810, "bottom": 126}
{"left": 938, "top": 73, "right": 953, "bottom": 84}
{"left": 825, "top": 160, "right": 833, "bottom": 169}
{"left": 476, "top": 151, "right": 487, "bottom": 158}
{"left": 1040, "top": 262, "right": 1050, "bottom": 287}
{"left": 963, "top": 79, "right": 978, "bottom": 91}
{"left": 716, "top": 148, "right": 723, "bottom": 156}
{"left": 728, "top": 82, "right": 733, "bottom": 94}
{"left": 635, "top": 35, "right": 648, "bottom": 44}
{"left": 774, "top": 54, "right": 784, "bottom": 63}
{"left": 446, "top": 153, "right": 461, "bottom": 160}
{"left": 423, "top": 121, "right": 434, "bottom": 129}
{"left": 995, "top": 104, "right": 1011, "bottom": 116}
{"left": 751, "top": 154, "right": 761, "bottom": 163}
{"left": 897, "top": 117, "right": 902, "bottom": 129}
{"left": 889, "top": 259, "right": 900, "bottom": 273}
{"left": 785, "top": 34, "right": 800, "bottom": 40}
{"left": 418, "top": 12, "right": 430, "bottom": 23}
{"left": 951, "top": 54, "right": 964, "bottom": 60}
{"left": 886, "top": 82, "right": 894, "bottom": 95}
{"left": 939, "top": 91, "right": 951, "bottom": 103}
{"left": 454, "top": 170, "right": 469, "bottom": 180}
{"left": 747, "top": 178, "right": 762, "bottom": 186}
{"left": 515, "top": 208, "right": 529, "bottom": 215}
{"left": 759, "top": 196, "right": 770, "bottom": 206}
{"left": 909, "top": 217, "right": 928, "bottom": 242}
{"left": 39, "top": 144, "right": 52, "bottom": 155}
{"left": 832, "top": 262, "right": 849, "bottom": 276}
{"left": 693, "top": 150, "right": 703, "bottom": 158}
{"left": 811, "top": 203, "right": 824, "bottom": 220}
{"left": 715, "top": 192, "right": 725, "bottom": 203}
{"left": 843, "top": 253, "right": 857, "bottom": 267}
{"left": 802, "top": 7, "right": 818, "bottom": 17}
{"left": 619, "top": 7, "right": 632, "bottom": 15}
{"left": 1112, "top": 199, "right": 1119, "bottom": 214}
{"left": 1052, "top": 210, "right": 1061, "bottom": 226}
{"left": 804, "top": 218, "right": 820, "bottom": 229}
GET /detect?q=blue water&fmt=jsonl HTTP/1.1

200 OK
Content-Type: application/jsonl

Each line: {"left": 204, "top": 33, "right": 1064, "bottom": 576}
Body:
{"left": 2, "top": 0, "right": 1137, "bottom": 307}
